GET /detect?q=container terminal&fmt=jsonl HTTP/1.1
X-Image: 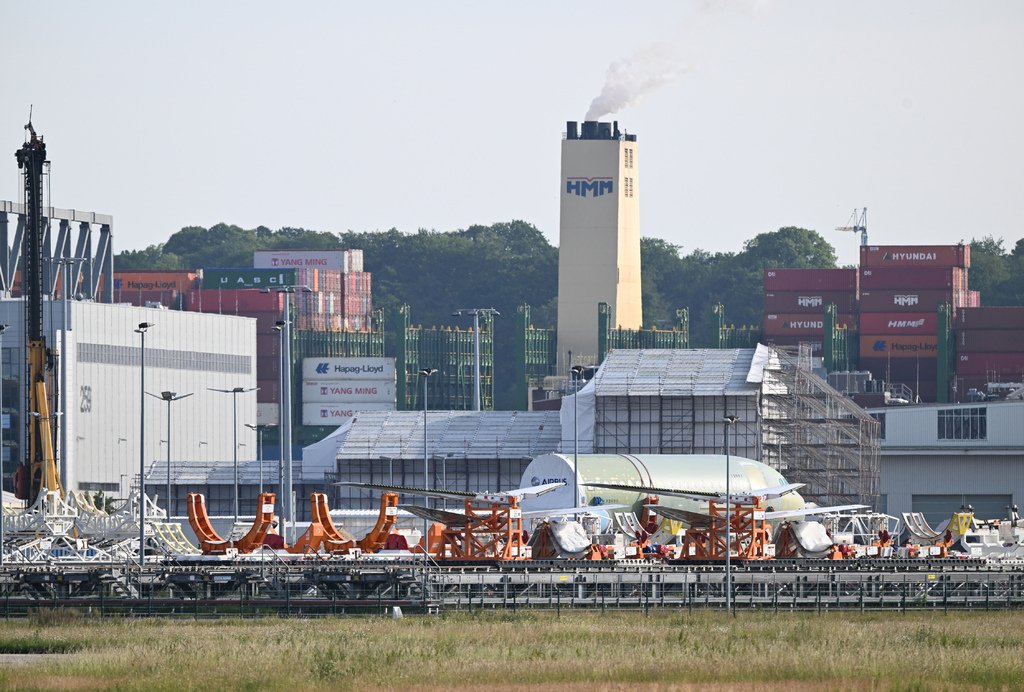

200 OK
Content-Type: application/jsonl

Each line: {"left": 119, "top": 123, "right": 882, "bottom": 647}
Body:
{"left": 1, "top": 119, "right": 1023, "bottom": 615}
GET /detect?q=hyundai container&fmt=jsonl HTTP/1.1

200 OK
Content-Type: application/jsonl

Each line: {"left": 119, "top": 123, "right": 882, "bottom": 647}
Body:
{"left": 763, "top": 313, "right": 856, "bottom": 336}
{"left": 860, "top": 244, "right": 969, "bottom": 268}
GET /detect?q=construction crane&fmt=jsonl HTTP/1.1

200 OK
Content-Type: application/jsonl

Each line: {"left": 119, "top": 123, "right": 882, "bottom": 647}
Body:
{"left": 14, "top": 120, "right": 64, "bottom": 500}
{"left": 836, "top": 207, "right": 868, "bottom": 246}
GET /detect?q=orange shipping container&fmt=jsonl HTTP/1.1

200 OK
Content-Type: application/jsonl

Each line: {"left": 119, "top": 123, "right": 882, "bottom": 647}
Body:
{"left": 112, "top": 270, "right": 200, "bottom": 293}
{"left": 859, "top": 335, "right": 938, "bottom": 359}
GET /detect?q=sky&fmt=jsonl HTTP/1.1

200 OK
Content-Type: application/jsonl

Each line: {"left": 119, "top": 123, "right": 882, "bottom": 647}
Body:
{"left": 2, "top": 2, "right": 1022, "bottom": 267}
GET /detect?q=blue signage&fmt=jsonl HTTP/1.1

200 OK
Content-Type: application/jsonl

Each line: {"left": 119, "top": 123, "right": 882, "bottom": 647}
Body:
{"left": 566, "top": 177, "right": 614, "bottom": 197}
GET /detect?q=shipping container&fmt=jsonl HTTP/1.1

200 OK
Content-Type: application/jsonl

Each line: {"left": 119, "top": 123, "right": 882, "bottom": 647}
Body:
{"left": 955, "top": 307, "right": 1024, "bottom": 330}
{"left": 110, "top": 270, "right": 201, "bottom": 293}
{"left": 967, "top": 290, "right": 981, "bottom": 308}
{"left": 859, "top": 356, "right": 938, "bottom": 381}
{"left": 763, "top": 290, "right": 858, "bottom": 313}
{"left": 763, "top": 268, "right": 858, "bottom": 292}
{"left": 860, "top": 244, "right": 969, "bottom": 268}
{"left": 859, "top": 334, "right": 938, "bottom": 358}
{"left": 858, "top": 312, "right": 938, "bottom": 335}
{"left": 859, "top": 266, "right": 967, "bottom": 291}
{"left": 256, "top": 379, "right": 280, "bottom": 403}
{"left": 202, "top": 267, "right": 297, "bottom": 288}
{"left": 256, "top": 355, "right": 280, "bottom": 379}
{"left": 858, "top": 289, "right": 956, "bottom": 313}
{"left": 956, "top": 352, "right": 1024, "bottom": 377}
{"left": 957, "top": 329, "right": 1024, "bottom": 353}
{"left": 185, "top": 288, "right": 285, "bottom": 314}
{"left": 763, "top": 313, "right": 856, "bottom": 336}
{"left": 113, "top": 288, "right": 181, "bottom": 309}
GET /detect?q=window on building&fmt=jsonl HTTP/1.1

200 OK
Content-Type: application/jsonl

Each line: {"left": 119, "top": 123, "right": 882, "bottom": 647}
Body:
{"left": 937, "top": 407, "right": 986, "bottom": 440}
{"left": 870, "top": 412, "right": 886, "bottom": 439}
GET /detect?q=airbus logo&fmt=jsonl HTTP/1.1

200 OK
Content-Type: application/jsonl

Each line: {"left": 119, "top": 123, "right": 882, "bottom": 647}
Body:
{"left": 531, "top": 476, "right": 567, "bottom": 486}
{"left": 566, "top": 177, "right": 613, "bottom": 197}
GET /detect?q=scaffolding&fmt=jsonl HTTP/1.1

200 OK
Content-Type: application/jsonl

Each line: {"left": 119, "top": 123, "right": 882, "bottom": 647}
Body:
{"left": 514, "top": 304, "right": 557, "bottom": 410}
{"left": 760, "top": 344, "right": 881, "bottom": 509}
{"left": 598, "top": 303, "right": 689, "bottom": 362}
{"left": 714, "top": 304, "right": 761, "bottom": 349}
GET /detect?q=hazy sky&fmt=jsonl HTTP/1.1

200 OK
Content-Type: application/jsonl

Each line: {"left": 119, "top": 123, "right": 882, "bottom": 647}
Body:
{"left": 2, "top": 2, "right": 1022, "bottom": 267}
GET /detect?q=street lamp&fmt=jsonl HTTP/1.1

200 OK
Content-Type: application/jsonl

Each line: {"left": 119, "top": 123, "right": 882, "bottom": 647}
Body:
{"left": 209, "top": 386, "right": 258, "bottom": 527}
{"left": 245, "top": 423, "right": 276, "bottom": 496}
{"left": 419, "top": 368, "right": 437, "bottom": 548}
{"left": 134, "top": 321, "right": 154, "bottom": 567}
{"left": 148, "top": 390, "right": 192, "bottom": 518}
{"left": 570, "top": 365, "right": 586, "bottom": 518}
{"left": 723, "top": 414, "right": 739, "bottom": 612}
{"left": 451, "top": 308, "right": 499, "bottom": 411}
{"left": 0, "top": 324, "right": 8, "bottom": 567}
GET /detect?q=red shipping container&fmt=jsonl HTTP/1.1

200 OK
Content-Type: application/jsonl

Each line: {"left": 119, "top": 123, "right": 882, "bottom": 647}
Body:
{"left": 763, "top": 268, "right": 858, "bottom": 292}
{"left": 860, "top": 244, "right": 970, "bottom": 269}
{"left": 859, "top": 266, "right": 966, "bottom": 291}
{"left": 956, "top": 352, "right": 1024, "bottom": 377}
{"left": 858, "top": 290, "right": 955, "bottom": 313}
{"left": 967, "top": 290, "right": 981, "bottom": 308}
{"left": 957, "top": 330, "right": 1024, "bottom": 353}
{"left": 763, "top": 313, "right": 856, "bottom": 336}
{"left": 186, "top": 289, "right": 285, "bottom": 314}
{"left": 956, "top": 307, "right": 1024, "bottom": 330}
{"left": 763, "top": 291, "right": 858, "bottom": 313}
{"left": 112, "top": 270, "right": 200, "bottom": 293}
{"left": 859, "top": 335, "right": 938, "bottom": 359}
{"left": 256, "top": 379, "right": 280, "bottom": 403}
{"left": 859, "top": 312, "right": 938, "bottom": 335}
{"left": 256, "top": 356, "right": 280, "bottom": 378}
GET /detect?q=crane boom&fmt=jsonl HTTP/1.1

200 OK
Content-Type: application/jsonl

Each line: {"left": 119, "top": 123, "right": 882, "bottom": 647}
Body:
{"left": 835, "top": 207, "right": 868, "bottom": 246}
{"left": 14, "top": 122, "right": 63, "bottom": 499}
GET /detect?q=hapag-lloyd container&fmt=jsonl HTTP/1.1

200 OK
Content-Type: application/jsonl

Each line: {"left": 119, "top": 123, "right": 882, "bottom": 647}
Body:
{"left": 860, "top": 244, "right": 970, "bottom": 268}
{"left": 858, "top": 312, "right": 938, "bottom": 335}
{"left": 958, "top": 330, "right": 1024, "bottom": 352}
{"left": 859, "top": 266, "right": 967, "bottom": 291}
{"left": 956, "top": 352, "right": 1024, "bottom": 377}
{"left": 763, "top": 268, "right": 858, "bottom": 292}
{"left": 956, "top": 307, "right": 1024, "bottom": 330}
{"left": 859, "top": 290, "right": 957, "bottom": 313}
{"left": 859, "top": 335, "right": 938, "bottom": 358}
{"left": 763, "top": 313, "right": 856, "bottom": 336}
{"left": 763, "top": 291, "right": 858, "bottom": 313}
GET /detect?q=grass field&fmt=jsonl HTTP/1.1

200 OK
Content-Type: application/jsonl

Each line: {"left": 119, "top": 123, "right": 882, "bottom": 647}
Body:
{"left": 0, "top": 610, "right": 1021, "bottom": 690}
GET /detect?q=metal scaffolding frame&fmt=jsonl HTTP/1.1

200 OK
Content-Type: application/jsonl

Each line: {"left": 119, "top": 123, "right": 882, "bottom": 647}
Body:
{"left": 760, "top": 345, "right": 881, "bottom": 508}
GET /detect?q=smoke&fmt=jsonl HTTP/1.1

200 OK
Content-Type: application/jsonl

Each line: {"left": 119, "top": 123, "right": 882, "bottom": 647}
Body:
{"left": 584, "top": 44, "right": 687, "bottom": 121}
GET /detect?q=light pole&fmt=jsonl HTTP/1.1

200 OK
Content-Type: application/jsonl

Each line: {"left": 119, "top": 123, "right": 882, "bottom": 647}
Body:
{"left": 56, "top": 257, "right": 84, "bottom": 489}
{"left": 209, "top": 386, "right": 257, "bottom": 527}
{"left": 148, "top": 390, "right": 192, "bottom": 518}
{"left": 0, "top": 324, "right": 8, "bottom": 566}
{"left": 419, "top": 368, "right": 437, "bottom": 547}
{"left": 570, "top": 365, "right": 586, "bottom": 518}
{"left": 134, "top": 321, "right": 154, "bottom": 567}
{"left": 245, "top": 423, "right": 275, "bottom": 496}
{"left": 271, "top": 285, "right": 308, "bottom": 542}
{"left": 451, "top": 308, "right": 499, "bottom": 411}
{"left": 723, "top": 414, "right": 739, "bottom": 612}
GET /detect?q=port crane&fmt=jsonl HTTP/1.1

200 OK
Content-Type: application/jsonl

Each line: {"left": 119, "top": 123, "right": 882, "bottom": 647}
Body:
{"left": 836, "top": 207, "right": 868, "bottom": 246}
{"left": 14, "top": 120, "right": 64, "bottom": 499}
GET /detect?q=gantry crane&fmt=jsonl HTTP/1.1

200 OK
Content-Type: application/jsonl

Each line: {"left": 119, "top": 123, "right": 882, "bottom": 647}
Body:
{"left": 836, "top": 207, "right": 868, "bottom": 246}
{"left": 14, "top": 120, "right": 64, "bottom": 499}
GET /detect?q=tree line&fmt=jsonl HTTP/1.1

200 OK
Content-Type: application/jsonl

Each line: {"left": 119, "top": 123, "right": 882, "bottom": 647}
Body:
{"left": 117, "top": 223, "right": 1022, "bottom": 408}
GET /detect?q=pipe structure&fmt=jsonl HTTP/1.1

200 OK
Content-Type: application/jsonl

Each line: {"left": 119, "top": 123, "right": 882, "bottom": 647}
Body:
{"left": 134, "top": 322, "right": 154, "bottom": 567}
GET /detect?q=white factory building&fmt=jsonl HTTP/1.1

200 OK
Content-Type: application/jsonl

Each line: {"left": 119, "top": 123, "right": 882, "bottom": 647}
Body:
{"left": 0, "top": 299, "right": 257, "bottom": 507}
{"left": 868, "top": 399, "right": 1024, "bottom": 526}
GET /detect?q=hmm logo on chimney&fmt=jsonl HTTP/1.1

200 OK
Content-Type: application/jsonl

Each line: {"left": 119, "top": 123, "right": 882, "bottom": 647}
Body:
{"left": 566, "top": 177, "right": 613, "bottom": 197}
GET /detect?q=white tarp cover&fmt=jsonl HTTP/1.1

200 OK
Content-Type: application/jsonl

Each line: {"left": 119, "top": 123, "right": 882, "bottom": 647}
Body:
{"left": 559, "top": 378, "right": 595, "bottom": 454}
{"left": 791, "top": 520, "right": 833, "bottom": 556}
{"left": 545, "top": 520, "right": 592, "bottom": 556}
{"left": 301, "top": 419, "right": 353, "bottom": 477}
{"left": 747, "top": 343, "right": 773, "bottom": 384}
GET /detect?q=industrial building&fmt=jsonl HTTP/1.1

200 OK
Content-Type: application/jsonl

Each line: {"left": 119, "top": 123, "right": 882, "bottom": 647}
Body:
{"left": 0, "top": 300, "right": 257, "bottom": 503}
{"left": 868, "top": 399, "right": 1024, "bottom": 526}
{"left": 557, "top": 120, "right": 643, "bottom": 369}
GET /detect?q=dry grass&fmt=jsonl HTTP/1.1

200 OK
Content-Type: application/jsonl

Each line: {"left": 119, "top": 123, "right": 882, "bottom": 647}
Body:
{"left": 0, "top": 610, "right": 1021, "bottom": 690}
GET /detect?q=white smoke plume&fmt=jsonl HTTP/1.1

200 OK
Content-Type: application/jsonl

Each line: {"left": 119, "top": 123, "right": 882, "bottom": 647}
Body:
{"left": 584, "top": 43, "right": 688, "bottom": 121}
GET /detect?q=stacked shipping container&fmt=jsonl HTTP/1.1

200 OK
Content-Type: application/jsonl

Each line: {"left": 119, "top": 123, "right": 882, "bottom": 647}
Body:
{"left": 762, "top": 268, "right": 858, "bottom": 356}
{"left": 857, "top": 245, "right": 970, "bottom": 401}
{"left": 954, "top": 307, "right": 1024, "bottom": 397}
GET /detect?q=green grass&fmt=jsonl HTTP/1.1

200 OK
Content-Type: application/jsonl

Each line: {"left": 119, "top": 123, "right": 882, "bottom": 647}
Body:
{"left": 0, "top": 610, "right": 1021, "bottom": 690}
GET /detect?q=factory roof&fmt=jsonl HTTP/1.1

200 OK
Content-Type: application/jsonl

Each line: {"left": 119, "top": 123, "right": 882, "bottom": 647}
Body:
{"left": 592, "top": 348, "right": 763, "bottom": 397}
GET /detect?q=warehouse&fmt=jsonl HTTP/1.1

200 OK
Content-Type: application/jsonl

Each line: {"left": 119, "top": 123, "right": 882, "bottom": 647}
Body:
{"left": 867, "top": 399, "right": 1024, "bottom": 526}
{"left": 0, "top": 299, "right": 257, "bottom": 508}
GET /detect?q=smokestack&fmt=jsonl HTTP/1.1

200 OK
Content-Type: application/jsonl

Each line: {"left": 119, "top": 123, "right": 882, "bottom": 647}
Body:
{"left": 566, "top": 121, "right": 578, "bottom": 140}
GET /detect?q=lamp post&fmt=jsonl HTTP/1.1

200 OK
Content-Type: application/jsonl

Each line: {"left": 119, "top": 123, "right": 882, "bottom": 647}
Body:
{"left": 148, "top": 390, "right": 192, "bottom": 518}
{"left": 134, "top": 321, "right": 154, "bottom": 567}
{"left": 419, "top": 368, "right": 437, "bottom": 539}
{"left": 570, "top": 365, "right": 586, "bottom": 518}
{"left": 723, "top": 414, "right": 739, "bottom": 612}
{"left": 209, "top": 386, "right": 257, "bottom": 527}
{"left": 245, "top": 423, "right": 275, "bottom": 496}
{"left": 451, "top": 308, "right": 499, "bottom": 411}
{"left": 56, "top": 257, "right": 84, "bottom": 489}
{"left": 0, "top": 324, "right": 8, "bottom": 566}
